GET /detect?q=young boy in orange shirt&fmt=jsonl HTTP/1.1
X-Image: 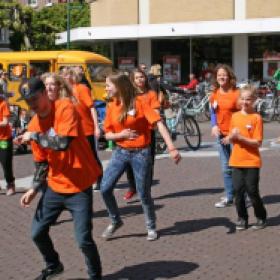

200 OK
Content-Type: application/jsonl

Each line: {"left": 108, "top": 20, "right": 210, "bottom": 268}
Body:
{"left": 222, "top": 85, "right": 267, "bottom": 230}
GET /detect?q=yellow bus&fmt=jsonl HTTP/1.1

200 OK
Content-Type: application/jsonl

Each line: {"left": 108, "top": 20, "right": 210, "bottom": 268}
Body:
{"left": 0, "top": 50, "right": 112, "bottom": 109}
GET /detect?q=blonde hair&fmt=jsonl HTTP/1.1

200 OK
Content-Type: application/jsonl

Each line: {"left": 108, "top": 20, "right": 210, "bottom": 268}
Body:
{"left": 240, "top": 84, "right": 258, "bottom": 100}
{"left": 149, "top": 64, "right": 161, "bottom": 76}
{"left": 41, "top": 72, "right": 75, "bottom": 101}
{"left": 107, "top": 72, "right": 136, "bottom": 123}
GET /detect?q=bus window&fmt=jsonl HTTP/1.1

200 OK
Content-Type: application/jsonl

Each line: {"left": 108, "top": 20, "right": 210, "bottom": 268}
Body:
{"left": 0, "top": 64, "right": 3, "bottom": 70}
{"left": 8, "top": 64, "right": 27, "bottom": 81}
{"left": 30, "top": 62, "right": 50, "bottom": 77}
{"left": 87, "top": 64, "right": 112, "bottom": 82}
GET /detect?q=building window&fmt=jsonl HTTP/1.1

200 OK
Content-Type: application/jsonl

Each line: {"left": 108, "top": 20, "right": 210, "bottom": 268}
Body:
{"left": 249, "top": 35, "right": 280, "bottom": 81}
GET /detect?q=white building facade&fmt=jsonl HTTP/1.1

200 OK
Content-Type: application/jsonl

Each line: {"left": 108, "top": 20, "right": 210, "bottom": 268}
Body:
{"left": 56, "top": 0, "right": 280, "bottom": 82}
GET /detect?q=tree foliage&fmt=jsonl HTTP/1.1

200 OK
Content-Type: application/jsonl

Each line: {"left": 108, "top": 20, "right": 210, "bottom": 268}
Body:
{"left": 0, "top": 0, "right": 90, "bottom": 50}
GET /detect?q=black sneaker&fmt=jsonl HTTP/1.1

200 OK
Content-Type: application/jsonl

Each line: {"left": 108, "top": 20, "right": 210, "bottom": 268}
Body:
{"left": 235, "top": 219, "right": 248, "bottom": 231}
{"left": 252, "top": 219, "right": 266, "bottom": 230}
{"left": 34, "top": 262, "right": 64, "bottom": 280}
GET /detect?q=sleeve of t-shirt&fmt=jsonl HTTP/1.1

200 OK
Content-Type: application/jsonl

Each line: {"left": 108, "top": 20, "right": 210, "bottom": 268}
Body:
{"left": 103, "top": 103, "right": 114, "bottom": 133}
{"left": 141, "top": 101, "right": 161, "bottom": 125}
{"left": 1, "top": 101, "right": 10, "bottom": 118}
{"left": 253, "top": 114, "right": 263, "bottom": 142}
{"left": 56, "top": 101, "right": 78, "bottom": 137}
{"left": 28, "top": 117, "right": 48, "bottom": 162}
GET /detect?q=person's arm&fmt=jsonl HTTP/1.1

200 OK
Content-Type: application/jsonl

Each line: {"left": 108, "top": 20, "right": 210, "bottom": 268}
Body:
{"left": 105, "top": 129, "right": 138, "bottom": 141}
{"left": 90, "top": 107, "right": 101, "bottom": 138}
{"left": 156, "top": 120, "right": 181, "bottom": 164}
{"left": 20, "top": 142, "right": 48, "bottom": 208}
{"left": 0, "top": 116, "right": 8, "bottom": 127}
{"left": 31, "top": 133, "right": 74, "bottom": 151}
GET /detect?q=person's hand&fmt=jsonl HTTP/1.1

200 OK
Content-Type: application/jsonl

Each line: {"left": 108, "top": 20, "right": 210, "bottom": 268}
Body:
{"left": 169, "top": 148, "right": 181, "bottom": 164}
{"left": 211, "top": 125, "right": 220, "bottom": 137}
{"left": 20, "top": 189, "right": 38, "bottom": 208}
{"left": 231, "top": 128, "right": 240, "bottom": 140}
{"left": 221, "top": 136, "right": 230, "bottom": 145}
{"left": 119, "top": 129, "right": 138, "bottom": 140}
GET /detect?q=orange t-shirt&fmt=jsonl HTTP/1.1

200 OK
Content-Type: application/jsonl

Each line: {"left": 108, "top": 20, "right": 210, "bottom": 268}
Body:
{"left": 72, "top": 83, "right": 95, "bottom": 136}
{"left": 28, "top": 99, "right": 101, "bottom": 194}
{"left": 0, "top": 99, "right": 11, "bottom": 140}
{"left": 210, "top": 88, "right": 240, "bottom": 136}
{"left": 103, "top": 97, "right": 161, "bottom": 148}
{"left": 229, "top": 111, "right": 263, "bottom": 168}
{"left": 138, "top": 90, "right": 160, "bottom": 110}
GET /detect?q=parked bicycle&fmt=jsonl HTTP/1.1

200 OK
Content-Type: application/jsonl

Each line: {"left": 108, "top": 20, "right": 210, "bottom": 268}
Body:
{"left": 156, "top": 93, "right": 201, "bottom": 153}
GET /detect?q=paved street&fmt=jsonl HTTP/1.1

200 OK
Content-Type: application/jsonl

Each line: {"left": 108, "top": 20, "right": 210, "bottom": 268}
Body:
{"left": 1, "top": 122, "right": 280, "bottom": 280}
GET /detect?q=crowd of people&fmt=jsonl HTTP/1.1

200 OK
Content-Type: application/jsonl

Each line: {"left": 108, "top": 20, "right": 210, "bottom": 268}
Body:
{"left": 0, "top": 63, "right": 269, "bottom": 279}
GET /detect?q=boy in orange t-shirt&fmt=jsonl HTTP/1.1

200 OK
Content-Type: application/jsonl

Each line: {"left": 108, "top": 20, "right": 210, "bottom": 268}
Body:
{"left": 223, "top": 85, "right": 267, "bottom": 231}
{"left": 18, "top": 78, "right": 102, "bottom": 280}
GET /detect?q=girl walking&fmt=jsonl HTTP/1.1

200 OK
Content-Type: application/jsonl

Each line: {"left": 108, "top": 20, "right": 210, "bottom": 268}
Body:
{"left": 210, "top": 64, "right": 240, "bottom": 208}
{"left": 101, "top": 73, "right": 180, "bottom": 241}
{"left": 223, "top": 85, "right": 267, "bottom": 230}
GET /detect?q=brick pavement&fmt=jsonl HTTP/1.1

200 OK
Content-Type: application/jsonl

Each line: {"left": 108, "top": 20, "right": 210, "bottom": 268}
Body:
{"left": 1, "top": 123, "right": 280, "bottom": 279}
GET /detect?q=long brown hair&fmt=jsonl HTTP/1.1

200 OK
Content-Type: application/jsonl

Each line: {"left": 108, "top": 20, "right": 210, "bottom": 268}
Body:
{"left": 108, "top": 72, "right": 137, "bottom": 123}
{"left": 212, "top": 64, "right": 237, "bottom": 91}
{"left": 129, "top": 68, "right": 151, "bottom": 94}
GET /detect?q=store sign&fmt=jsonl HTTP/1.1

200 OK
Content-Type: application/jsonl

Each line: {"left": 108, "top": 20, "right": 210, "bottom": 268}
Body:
{"left": 263, "top": 51, "right": 280, "bottom": 80}
{"left": 163, "top": 55, "right": 181, "bottom": 83}
{"left": 118, "top": 57, "right": 135, "bottom": 71}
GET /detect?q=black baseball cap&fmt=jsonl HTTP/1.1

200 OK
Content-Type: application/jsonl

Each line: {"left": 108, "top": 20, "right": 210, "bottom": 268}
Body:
{"left": 17, "top": 77, "right": 46, "bottom": 101}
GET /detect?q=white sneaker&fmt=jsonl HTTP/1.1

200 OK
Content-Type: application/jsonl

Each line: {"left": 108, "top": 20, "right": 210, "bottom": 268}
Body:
{"left": 215, "top": 198, "right": 233, "bottom": 208}
{"left": 147, "top": 229, "right": 158, "bottom": 241}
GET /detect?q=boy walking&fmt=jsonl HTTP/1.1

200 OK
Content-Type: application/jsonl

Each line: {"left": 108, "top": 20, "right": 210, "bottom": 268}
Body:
{"left": 18, "top": 78, "right": 102, "bottom": 280}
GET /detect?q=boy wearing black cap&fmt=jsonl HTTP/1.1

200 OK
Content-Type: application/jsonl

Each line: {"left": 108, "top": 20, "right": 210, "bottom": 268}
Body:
{"left": 18, "top": 78, "right": 102, "bottom": 280}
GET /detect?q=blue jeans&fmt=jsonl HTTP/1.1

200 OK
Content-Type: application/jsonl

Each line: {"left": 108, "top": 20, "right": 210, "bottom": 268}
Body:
{"left": 217, "top": 137, "right": 234, "bottom": 201}
{"left": 31, "top": 187, "right": 102, "bottom": 280}
{"left": 101, "top": 146, "right": 156, "bottom": 230}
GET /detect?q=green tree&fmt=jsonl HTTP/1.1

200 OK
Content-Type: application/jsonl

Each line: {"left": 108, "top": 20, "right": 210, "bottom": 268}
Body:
{"left": 30, "top": 2, "right": 90, "bottom": 50}
{"left": 0, "top": 1, "right": 33, "bottom": 50}
{"left": 0, "top": 1, "right": 90, "bottom": 50}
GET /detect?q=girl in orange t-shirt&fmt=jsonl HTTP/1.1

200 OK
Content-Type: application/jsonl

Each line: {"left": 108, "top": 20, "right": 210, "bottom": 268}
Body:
{"left": 223, "top": 85, "right": 267, "bottom": 230}
{"left": 0, "top": 95, "right": 15, "bottom": 195}
{"left": 59, "top": 69, "right": 103, "bottom": 186}
{"left": 101, "top": 73, "right": 180, "bottom": 241}
{"left": 209, "top": 64, "right": 240, "bottom": 208}
{"left": 124, "top": 68, "right": 161, "bottom": 201}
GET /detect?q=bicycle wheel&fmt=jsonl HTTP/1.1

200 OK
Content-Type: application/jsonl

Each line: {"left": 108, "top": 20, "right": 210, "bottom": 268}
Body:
{"left": 260, "top": 100, "right": 274, "bottom": 122}
{"left": 183, "top": 116, "right": 201, "bottom": 150}
{"left": 155, "top": 130, "right": 167, "bottom": 154}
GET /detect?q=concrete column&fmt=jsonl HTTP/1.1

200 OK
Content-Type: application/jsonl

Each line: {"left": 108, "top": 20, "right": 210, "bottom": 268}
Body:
{"left": 138, "top": 0, "right": 150, "bottom": 24}
{"left": 138, "top": 38, "right": 151, "bottom": 68}
{"left": 233, "top": 34, "right": 248, "bottom": 82}
{"left": 234, "top": 0, "right": 246, "bottom": 20}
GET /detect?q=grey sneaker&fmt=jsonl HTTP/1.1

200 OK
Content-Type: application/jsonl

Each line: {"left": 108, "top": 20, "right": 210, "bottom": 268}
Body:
{"left": 235, "top": 219, "right": 248, "bottom": 231}
{"left": 147, "top": 229, "right": 158, "bottom": 241}
{"left": 102, "top": 221, "right": 123, "bottom": 239}
{"left": 215, "top": 198, "right": 233, "bottom": 208}
{"left": 252, "top": 219, "right": 266, "bottom": 230}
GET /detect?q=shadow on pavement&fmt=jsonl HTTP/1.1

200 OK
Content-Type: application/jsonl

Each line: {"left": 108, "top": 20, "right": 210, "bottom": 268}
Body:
{"left": 93, "top": 204, "right": 164, "bottom": 220}
{"left": 263, "top": 194, "right": 280, "bottom": 205}
{"left": 101, "top": 260, "right": 199, "bottom": 280}
{"left": 154, "top": 187, "right": 223, "bottom": 201}
{"left": 160, "top": 217, "right": 236, "bottom": 235}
